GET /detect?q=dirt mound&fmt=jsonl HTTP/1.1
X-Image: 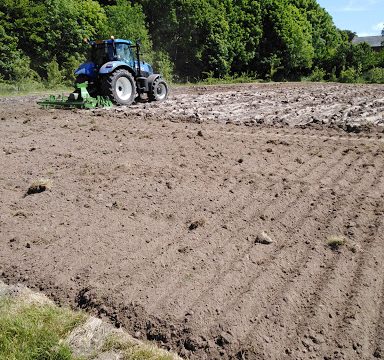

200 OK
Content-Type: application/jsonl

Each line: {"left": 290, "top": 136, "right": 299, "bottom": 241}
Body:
{"left": 1, "top": 83, "right": 384, "bottom": 359}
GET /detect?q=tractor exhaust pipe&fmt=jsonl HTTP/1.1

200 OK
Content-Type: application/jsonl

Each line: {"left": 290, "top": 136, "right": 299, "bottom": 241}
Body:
{"left": 135, "top": 40, "right": 142, "bottom": 77}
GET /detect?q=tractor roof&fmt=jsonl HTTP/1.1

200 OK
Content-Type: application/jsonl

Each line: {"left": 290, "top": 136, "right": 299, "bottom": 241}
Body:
{"left": 92, "top": 39, "right": 133, "bottom": 45}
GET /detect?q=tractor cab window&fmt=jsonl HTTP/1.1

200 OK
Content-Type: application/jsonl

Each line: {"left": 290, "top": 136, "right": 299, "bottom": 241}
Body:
{"left": 89, "top": 43, "right": 113, "bottom": 66}
{"left": 115, "top": 43, "right": 133, "bottom": 64}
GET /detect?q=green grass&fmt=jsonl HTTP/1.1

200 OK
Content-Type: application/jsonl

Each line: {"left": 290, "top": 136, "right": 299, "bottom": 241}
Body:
{"left": 0, "top": 81, "right": 72, "bottom": 97}
{"left": 102, "top": 335, "right": 175, "bottom": 360}
{"left": 0, "top": 298, "right": 85, "bottom": 360}
{"left": 196, "top": 73, "right": 262, "bottom": 86}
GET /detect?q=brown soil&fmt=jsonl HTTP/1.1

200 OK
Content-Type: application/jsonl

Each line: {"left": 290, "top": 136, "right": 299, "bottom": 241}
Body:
{"left": 1, "top": 82, "right": 384, "bottom": 360}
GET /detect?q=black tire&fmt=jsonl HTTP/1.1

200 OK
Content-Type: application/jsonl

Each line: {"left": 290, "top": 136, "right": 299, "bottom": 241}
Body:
{"left": 148, "top": 77, "right": 169, "bottom": 102}
{"left": 102, "top": 69, "right": 136, "bottom": 106}
{"left": 75, "top": 75, "right": 97, "bottom": 97}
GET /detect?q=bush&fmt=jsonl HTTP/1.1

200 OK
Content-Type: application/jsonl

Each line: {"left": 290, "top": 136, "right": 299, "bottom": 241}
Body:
{"left": 200, "top": 71, "right": 257, "bottom": 85}
{"left": 153, "top": 51, "right": 174, "bottom": 83}
{"left": 339, "top": 67, "right": 359, "bottom": 83}
{"left": 308, "top": 67, "right": 326, "bottom": 82}
{"left": 364, "top": 67, "right": 384, "bottom": 84}
{"left": 46, "top": 57, "right": 63, "bottom": 88}
{"left": 62, "top": 55, "right": 83, "bottom": 85}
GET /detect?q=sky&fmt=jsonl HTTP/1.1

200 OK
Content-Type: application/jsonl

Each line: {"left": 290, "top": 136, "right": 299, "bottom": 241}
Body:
{"left": 317, "top": 0, "right": 384, "bottom": 36}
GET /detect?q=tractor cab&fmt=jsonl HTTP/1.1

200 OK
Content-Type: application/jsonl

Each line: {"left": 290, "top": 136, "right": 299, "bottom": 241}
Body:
{"left": 89, "top": 39, "right": 135, "bottom": 68}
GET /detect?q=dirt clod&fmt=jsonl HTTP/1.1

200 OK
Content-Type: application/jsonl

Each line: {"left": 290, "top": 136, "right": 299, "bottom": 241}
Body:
{"left": 255, "top": 231, "right": 274, "bottom": 245}
{"left": 188, "top": 219, "right": 205, "bottom": 231}
{"left": 25, "top": 179, "right": 52, "bottom": 196}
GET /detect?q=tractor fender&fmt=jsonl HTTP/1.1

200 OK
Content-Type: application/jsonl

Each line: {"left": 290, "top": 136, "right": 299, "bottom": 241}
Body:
{"left": 74, "top": 61, "right": 97, "bottom": 78}
{"left": 147, "top": 74, "right": 162, "bottom": 89}
{"left": 99, "top": 61, "right": 135, "bottom": 75}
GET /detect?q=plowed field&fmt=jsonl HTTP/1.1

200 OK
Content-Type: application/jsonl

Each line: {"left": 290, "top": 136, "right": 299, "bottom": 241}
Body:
{"left": 1, "top": 83, "right": 384, "bottom": 359}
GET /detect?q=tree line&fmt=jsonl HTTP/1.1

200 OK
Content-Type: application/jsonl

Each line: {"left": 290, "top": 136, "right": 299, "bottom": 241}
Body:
{"left": 1, "top": 0, "right": 383, "bottom": 88}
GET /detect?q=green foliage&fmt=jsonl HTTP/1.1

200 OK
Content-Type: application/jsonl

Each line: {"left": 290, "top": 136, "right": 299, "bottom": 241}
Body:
{"left": 138, "top": 0, "right": 261, "bottom": 80}
{"left": 102, "top": 0, "right": 153, "bottom": 60}
{"left": 102, "top": 334, "right": 175, "bottom": 360}
{"left": 0, "top": 80, "right": 45, "bottom": 95}
{"left": 258, "top": 0, "right": 316, "bottom": 79}
{"left": 62, "top": 55, "right": 83, "bottom": 84}
{"left": 261, "top": 54, "right": 283, "bottom": 81}
{"left": 12, "top": 56, "right": 40, "bottom": 83}
{"left": 200, "top": 72, "right": 258, "bottom": 85}
{"left": 339, "top": 67, "right": 360, "bottom": 83}
{"left": 330, "top": 42, "right": 376, "bottom": 79}
{"left": 0, "top": 0, "right": 383, "bottom": 87}
{"left": 46, "top": 56, "right": 63, "bottom": 88}
{"left": 0, "top": 298, "right": 84, "bottom": 360}
{"left": 0, "top": 0, "right": 106, "bottom": 79}
{"left": 0, "top": 22, "right": 21, "bottom": 80}
{"left": 308, "top": 67, "right": 326, "bottom": 82}
{"left": 152, "top": 51, "right": 175, "bottom": 82}
{"left": 227, "top": 0, "right": 262, "bottom": 74}
{"left": 375, "top": 50, "right": 384, "bottom": 67}
{"left": 364, "top": 67, "right": 384, "bottom": 83}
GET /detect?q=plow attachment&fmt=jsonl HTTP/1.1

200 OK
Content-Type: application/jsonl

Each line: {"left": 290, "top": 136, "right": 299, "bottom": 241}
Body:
{"left": 37, "top": 82, "right": 112, "bottom": 109}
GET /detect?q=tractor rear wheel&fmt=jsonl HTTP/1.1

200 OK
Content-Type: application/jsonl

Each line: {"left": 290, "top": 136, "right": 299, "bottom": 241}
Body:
{"left": 102, "top": 69, "right": 136, "bottom": 105}
{"left": 148, "top": 77, "right": 168, "bottom": 102}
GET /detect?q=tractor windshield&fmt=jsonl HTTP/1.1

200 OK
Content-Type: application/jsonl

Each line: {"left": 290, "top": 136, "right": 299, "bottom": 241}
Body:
{"left": 115, "top": 43, "right": 134, "bottom": 64}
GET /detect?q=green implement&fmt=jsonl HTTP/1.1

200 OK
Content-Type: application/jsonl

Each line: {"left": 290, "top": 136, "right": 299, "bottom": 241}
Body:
{"left": 37, "top": 82, "right": 113, "bottom": 109}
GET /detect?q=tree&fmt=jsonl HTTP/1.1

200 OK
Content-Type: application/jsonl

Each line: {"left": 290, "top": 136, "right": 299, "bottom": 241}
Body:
{"left": 46, "top": 56, "right": 63, "bottom": 88}
{"left": 226, "top": 0, "right": 262, "bottom": 74}
{"left": 258, "top": 0, "right": 314, "bottom": 79}
{"left": 136, "top": 0, "right": 231, "bottom": 80}
{"left": 101, "top": 0, "right": 153, "bottom": 60}
{"left": 0, "top": 22, "right": 20, "bottom": 80}
{"left": 0, "top": 0, "right": 107, "bottom": 79}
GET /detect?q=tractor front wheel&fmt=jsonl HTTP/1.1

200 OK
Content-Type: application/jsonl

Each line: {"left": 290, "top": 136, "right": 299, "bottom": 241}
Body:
{"left": 148, "top": 78, "right": 169, "bottom": 102}
{"left": 102, "top": 69, "right": 136, "bottom": 106}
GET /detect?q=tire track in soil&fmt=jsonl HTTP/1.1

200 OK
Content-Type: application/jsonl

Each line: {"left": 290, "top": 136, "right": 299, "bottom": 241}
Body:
{"left": 373, "top": 274, "right": 384, "bottom": 359}
{"left": 205, "top": 149, "right": 375, "bottom": 342}
{"left": 319, "top": 189, "right": 384, "bottom": 358}
{"left": 287, "top": 214, "right": 383, "bottom": 359}
{"left": 142, "top": 143, "right": 349, "bottom": 316}
{"left": 185, "top": 127, "right": 384, "bottom": 145}
{"left": 111, "top": 135, "right": 330, "bottom": 303}
{"left": 144, "top": 145, "right": 356, "bottom": 328}
{"left": 87, "top": 136, "right": 328, "bottom": 317}
{"left": 270, "top": 159, "right": 384, "bottom": 359}
{"left": 107, "top": 140, "right": 293, "bottom": 293}
{"left": 208, "top": 164, "right": 378, "bottom": 359}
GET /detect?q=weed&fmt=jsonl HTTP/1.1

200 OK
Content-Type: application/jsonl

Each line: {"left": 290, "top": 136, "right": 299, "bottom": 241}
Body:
{"left": 102, "top": 334, "right": 176, "bottom": 360}
{"left": 327, "top": 235, "right": 346, "bottom": 250}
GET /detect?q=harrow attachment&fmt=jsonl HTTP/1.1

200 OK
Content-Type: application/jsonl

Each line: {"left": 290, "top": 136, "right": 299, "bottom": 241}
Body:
{"left": 37, "top": 82, "right": 112, "bottom": 109}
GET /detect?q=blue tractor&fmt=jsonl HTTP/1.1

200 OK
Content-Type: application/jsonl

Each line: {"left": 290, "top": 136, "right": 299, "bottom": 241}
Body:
{"left": 74, "top": 38, "right": 168, "bottom": 106}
